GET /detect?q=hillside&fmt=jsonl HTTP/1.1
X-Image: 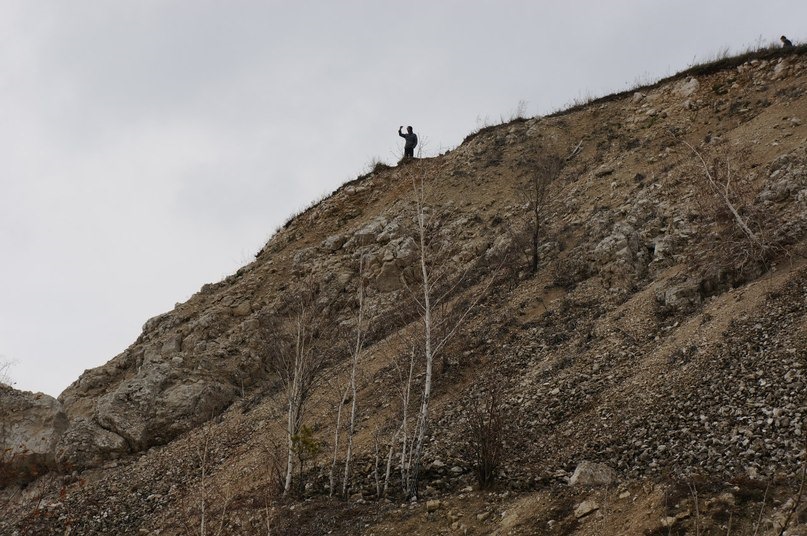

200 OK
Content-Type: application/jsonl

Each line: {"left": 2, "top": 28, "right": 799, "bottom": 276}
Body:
{"left": 2, "top": 48, "right": 807, "bottom": 535}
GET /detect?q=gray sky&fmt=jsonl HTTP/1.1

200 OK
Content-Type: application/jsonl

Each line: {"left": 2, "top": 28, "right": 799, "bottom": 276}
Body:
{"left": 1, "top": 1, "right": 804, "bottom": 397}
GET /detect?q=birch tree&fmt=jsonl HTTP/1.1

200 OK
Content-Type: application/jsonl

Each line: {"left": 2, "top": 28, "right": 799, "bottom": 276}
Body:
{"left": 398, "top": 167, "right": 503, "bottom": 499}
{"left": 329, "top": 255, "right": 368, "bottom": 497}
{"left": 261, "top": 285, "right": 332, "bottom": 496}
{"left": 342, "top": 255, "right": 367, "bottom": 496}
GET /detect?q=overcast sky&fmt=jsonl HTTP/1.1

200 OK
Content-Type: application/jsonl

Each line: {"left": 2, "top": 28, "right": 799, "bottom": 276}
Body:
{"left": 1, "top": 1, "right": 804, "bottom": 397}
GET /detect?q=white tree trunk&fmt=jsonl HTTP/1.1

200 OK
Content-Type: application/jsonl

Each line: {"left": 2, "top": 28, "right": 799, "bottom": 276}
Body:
{"left": 399, "top": 346, "right": 415, "bottom": 493}
{"left": 283, "top": 401, "right": 296, "bottom": 495}
{"left": 329, "top": 386, "right": 348, "bottom": 496}
{"left": 407, "top": 175, "right": 433, "bottom": 499}
{"left": 283, "top": 316, "right": 305, "bottom": 495}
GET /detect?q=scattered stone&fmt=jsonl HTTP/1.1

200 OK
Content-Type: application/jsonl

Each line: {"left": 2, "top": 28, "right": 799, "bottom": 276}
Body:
{"left": 574, "top": 500, "right": 600, "bottom": 519}
{"left": 595, "top": 165, "right": 615, "bottom": 177}
{"left": 321, "top": 234, "right": 346, "bottom": 252}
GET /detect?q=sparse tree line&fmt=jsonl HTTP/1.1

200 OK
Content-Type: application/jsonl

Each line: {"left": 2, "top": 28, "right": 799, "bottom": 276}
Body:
{"left": 247, "top": 146, "right": 573, "bottom": 506}
{"left": 247, "top": 131, "right": 799, "bottom": 506}
{"left": 153, "top": 131, "right": 807, "bottom": 534}
{"left": 249, "top": 160, "right": 542, "bottom": 504}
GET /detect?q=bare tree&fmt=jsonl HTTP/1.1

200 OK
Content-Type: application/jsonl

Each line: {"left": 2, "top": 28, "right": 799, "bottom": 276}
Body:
{"left": 342, "top": 256, "right": 367, "bottom": 496}
{"left": 671, "top": 133, "right": 777, "bottom": 276}
{"left": 192, "top": 422, "right": 232, "bottom": 536}
{"left": 398, "top": 166, "right": 503, "bottom": 499}
{"left": 326, "top": 256, "right": 369, "bottom": 498}
{"left": 329, "top": 384, "right": 348, "bottom": 497}
{"left": 679, "top": 138, "right": 761, "bottom": 247}
{"left": 390, "top": 345, "right": 417, "bottom": 497}
{"left": 260, "top": 283, "right": 333, "bottom": 495}
{"left": 514, "top": 154, "right": 562, "bottom": 274}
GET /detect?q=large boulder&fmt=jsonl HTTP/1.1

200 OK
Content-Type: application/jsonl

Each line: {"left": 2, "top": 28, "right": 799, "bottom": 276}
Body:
{"left": 93, "top": 362, "right": 236, "bottom": 450}
{"left": 0, "top": 385, "right": 68, "bottom": 483}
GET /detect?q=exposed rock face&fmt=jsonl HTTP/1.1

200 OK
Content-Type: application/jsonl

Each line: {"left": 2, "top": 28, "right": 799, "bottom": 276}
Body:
{"left": 93, "top": 365, "right": 236, "bottom": 450}
{"left": 0, "top": 385, "right": 67, "bottom": 481}
{"left": 54, "top": 417, "right": 128, "bottom": 470}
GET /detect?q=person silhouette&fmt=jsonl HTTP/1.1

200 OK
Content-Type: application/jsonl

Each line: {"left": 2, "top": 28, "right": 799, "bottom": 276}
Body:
{"left": 398, "top": 126, "right": 418, "bottom": 160}
{"left": 781, "top": 35, "right": 794, "bottom": 48}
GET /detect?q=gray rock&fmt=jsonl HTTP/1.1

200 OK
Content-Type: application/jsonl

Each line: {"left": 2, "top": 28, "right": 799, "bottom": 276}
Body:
{"left": 485, "top": 234, "right": 512, "bottom": 260}
{"left": 594, "top": 165, "right": 615, "bottom": 178}
{"left": 594, "top": 222, "right": 641, "bottom": 270}
{"left": 54, "top": 417, "right": 128, "bottom": 470}
{"left": 661, "top": 279, "right": 702, "bottom": 312}
{"left": 321, "top": 234, "right": 346, "bottom": 252}
{"left": 574, "top": 499, "right": 600, "bottom": 518}
{"left": 93, "top": 363, "right": 235, "bottom": 451}
{"left": 391, "top": 236, "right": 418, "bottom": 267}
{"left": 759, "top": 177, "right": 803, "bottom": 202}
{"left": 0, "top": 385, "right": 68, "bottom": 481}
{"left": 773, "top": 60, "right": 789, "bottom": 80}
{"left": 161, "top": 334, "right": 182, "bottom": 354}
{"left": 376, "top": 216, "right": 406, "bottom": 243}
{"left": 352, "top": 216, "right": 388, "bottom": 246}
{"left": 375, "top": 261, "right": 403, "bottom": 292}
{"left": 674, "top": 77, "right": 700, "bottom": 98}
{"left": 231, "top": 301, "right": 252, "bottom": 317}
{"left": 569, "top": 461, "right": 618, "bottom": 487}
{"left": 292, "top": 247, "right": 317, "bottom": 271}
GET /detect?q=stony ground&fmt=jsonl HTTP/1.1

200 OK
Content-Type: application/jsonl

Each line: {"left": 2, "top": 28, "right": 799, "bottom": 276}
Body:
{"left": 2, "top": 47, "right": 807, "bottom": 535}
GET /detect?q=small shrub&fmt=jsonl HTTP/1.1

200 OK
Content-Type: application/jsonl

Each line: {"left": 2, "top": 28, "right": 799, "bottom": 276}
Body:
{"left": 292, "top": 425, "right": 321, "bottom": 493}
{"left": 465, "top": 388, "right": 503, "bottom": 489}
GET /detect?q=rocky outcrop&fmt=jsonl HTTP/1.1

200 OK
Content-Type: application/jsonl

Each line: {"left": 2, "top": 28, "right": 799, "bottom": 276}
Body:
{"left": 92, "top": 364, "right": 237, "bottom": 450}
{"left": 0, "top": 385, "right": 68, "bottom": 482}
{"left": 54, "top": 417, "right": 128, "bottom": 470}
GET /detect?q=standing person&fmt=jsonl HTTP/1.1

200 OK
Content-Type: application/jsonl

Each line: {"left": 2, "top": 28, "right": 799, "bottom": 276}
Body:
{"left": 398, "top": 125, "right": 418, "bottom": 160}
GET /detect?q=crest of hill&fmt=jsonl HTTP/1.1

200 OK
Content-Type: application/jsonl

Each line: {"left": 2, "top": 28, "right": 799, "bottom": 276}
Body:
{"left": 2, "top": 46, "right": 807, "bottom": 535}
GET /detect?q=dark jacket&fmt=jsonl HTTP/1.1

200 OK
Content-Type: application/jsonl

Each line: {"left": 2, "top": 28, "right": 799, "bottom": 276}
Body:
{"left": 399, "top": 129, "right": 418, "bottom": 149}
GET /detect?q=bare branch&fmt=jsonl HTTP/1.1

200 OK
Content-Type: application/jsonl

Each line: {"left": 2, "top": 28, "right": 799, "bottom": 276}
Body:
{"left": 678, "top": 137, "right": 762, "bottom": 248}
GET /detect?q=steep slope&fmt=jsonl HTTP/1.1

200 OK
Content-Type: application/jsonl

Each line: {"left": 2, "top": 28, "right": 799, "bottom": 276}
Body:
{"left": 2, "top": 48, "right": 806, "bottom": 535}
